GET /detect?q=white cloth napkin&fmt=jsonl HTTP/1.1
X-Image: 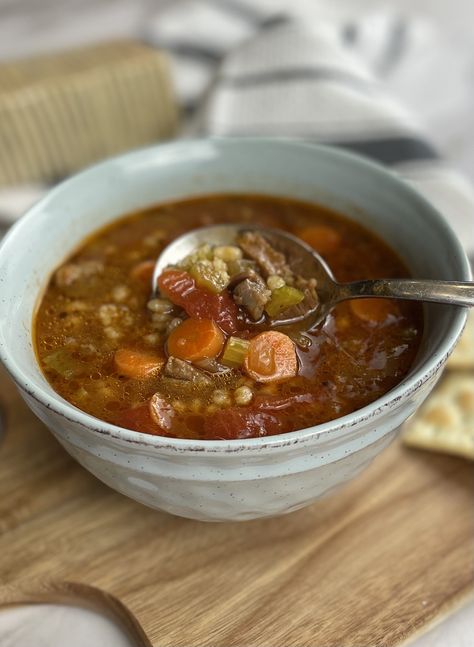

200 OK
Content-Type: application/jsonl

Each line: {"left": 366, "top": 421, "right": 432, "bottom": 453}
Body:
{"left": 0, "top": 0, "right": 473, "bottom": 257}
{"left": 146, "top": 0, "right": 474, "bottom": 255}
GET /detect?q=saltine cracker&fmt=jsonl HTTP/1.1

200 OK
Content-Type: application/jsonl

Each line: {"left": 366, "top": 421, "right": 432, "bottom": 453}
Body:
{"left": 403, "top": 374, "right": 474, "bottom": 460}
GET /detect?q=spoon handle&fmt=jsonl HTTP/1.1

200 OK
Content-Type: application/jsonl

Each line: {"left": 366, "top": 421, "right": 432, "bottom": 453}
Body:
{"left": 341, "top": 279, "right": 474, "bottom": 307}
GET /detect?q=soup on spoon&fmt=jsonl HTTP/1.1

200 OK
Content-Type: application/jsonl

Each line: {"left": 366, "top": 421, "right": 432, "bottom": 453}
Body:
{"left": 154, "top": 223, "right": 474, "bottom": 330}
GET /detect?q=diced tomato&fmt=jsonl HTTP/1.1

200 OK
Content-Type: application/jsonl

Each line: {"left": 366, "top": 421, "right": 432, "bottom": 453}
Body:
{"left": 117, "top": 403, "right": 162, "bottom": 435}
{"left": 203, "top": 408, "right": 282, "bottom": 439}
{"left": 158, "top": 269, "right": 196, "bottom": 307}
{"left": 184, "top": 289, "right": 239, "bottom": 334}
{"left": 158, "top": 269, "right": 239, "bottom": 334}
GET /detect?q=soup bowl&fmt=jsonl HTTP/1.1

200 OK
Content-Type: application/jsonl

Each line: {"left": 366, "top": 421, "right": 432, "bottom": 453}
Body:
{"left": 0, "top": 139, "right": 470, "bottom": 521}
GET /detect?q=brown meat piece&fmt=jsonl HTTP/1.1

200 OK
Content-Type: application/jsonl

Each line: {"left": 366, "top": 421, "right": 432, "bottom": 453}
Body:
{"left": 233, "top": 278, "right": 271, "bottom": 321}
{"left": 163, "top": 356, "right": 212, "bottom": 386}
{"left": 226, "top": 259, "right": 258, "bottom": 280}
{"left": 237, "top": 232, "right": 293, "bottom": 281}
{"left": 193, "top": 358, "right": 232, "bottom": 374}
{"left": 227, "top": 268, "right": 259, "bottom": 290}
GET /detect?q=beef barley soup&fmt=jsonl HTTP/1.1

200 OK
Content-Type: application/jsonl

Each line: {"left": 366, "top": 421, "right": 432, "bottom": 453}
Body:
{"left": 35, "top": 194, "right": 423, "bottom": 440}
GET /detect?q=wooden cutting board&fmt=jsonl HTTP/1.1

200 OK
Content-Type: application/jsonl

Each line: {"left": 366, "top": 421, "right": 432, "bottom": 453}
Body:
{"left": 0, "top": 364, "right": 473, "bottom": 647}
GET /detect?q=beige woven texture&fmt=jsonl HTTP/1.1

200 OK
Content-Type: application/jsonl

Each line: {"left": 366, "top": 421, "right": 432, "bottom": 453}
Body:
{"left": 0, "top": 41, "right": 178, "bottom": 186}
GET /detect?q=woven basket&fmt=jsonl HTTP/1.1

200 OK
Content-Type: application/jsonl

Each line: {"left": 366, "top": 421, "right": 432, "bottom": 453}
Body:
{"left": 0, "top": 41, "right": 178, "bottom": 186}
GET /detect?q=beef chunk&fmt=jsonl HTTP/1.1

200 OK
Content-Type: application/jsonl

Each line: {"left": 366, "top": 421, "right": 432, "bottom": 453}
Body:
{"left": 233, "top": 277, "right": 271, "bottom": 321}
{"left": 237, "top": 232, "right": 293, "bottom": 281}
{"left": 193, "top": 357, "right": 232, "bottom": 374}
{"left": 163, "top": 356, "right": 212, "bottom": 386}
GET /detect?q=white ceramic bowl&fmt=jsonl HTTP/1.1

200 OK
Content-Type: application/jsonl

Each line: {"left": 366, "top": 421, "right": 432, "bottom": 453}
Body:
{"left": 0, "top": 139, "right": 470, "bottom": 521}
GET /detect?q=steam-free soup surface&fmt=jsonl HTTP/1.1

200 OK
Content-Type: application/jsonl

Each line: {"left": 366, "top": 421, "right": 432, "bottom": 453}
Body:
{"left": 35, "top": 194, "right": 422, "bottom": 439}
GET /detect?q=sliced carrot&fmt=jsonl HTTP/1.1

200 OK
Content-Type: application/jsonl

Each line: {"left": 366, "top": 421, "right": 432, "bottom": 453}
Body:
{"left": 297, "top": 225, "right": 341, "bottom": 255}
{"left": 350, "top": 298, "right": 399, "bottom": 324}
{"left": 167, "top": 318, "right": 225, "bottom": 361}
{"left": 130, "top": 260, "right": 155, "bottom": 286}
{"left": 114, "top": 348, "right": 165, "bottom": 379}
{"left": 244, "top": 331, "right": 298, "bottom": 383}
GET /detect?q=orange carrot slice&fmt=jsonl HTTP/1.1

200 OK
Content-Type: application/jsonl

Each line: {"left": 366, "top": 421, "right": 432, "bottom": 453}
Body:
{"left": 167, "top": 318, "right": 224, "bottom": 361}
{"left": 350, "top": 298, "right": 399, "bottom": 324}
{"left": 114, "top": 348, "right": 164, "bottom": 379}
{"left": 297, "top": 225, "right": 341, "bottom": 255}
{"left": 244, "top": 331, "right": 297, "bottom": 383}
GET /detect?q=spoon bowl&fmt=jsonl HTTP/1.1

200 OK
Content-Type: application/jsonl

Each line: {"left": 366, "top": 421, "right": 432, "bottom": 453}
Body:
{"left": 153, "top": 224, "right": 474, "bottom": 328}
{"left": 153, "top": 224, "right": 339, "bottom": 326}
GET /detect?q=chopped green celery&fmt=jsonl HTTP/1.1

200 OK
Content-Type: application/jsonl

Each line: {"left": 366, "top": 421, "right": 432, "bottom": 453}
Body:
{"left": 74, "top": 386, "right": 89, "bottom": 400}
{"left": 265, "top": 286, "right": 305, "bottom": 318}
{"left": 221, "top": 336, "right": 250, "bottom": 368}
{"left": 43, "top": 349, "right": 82, "bottom": 379}
{"left": 189, "top": 259, "right": 229, "bottom": 294}
{"left": 178, "top": 244, "right": 213, "bottom": 270}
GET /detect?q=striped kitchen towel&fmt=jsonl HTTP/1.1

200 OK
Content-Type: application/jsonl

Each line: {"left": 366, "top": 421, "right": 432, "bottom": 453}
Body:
{"left": 146, "top": 0, "right": 474, "bottom": 254}
{"left": 1, "top": 0, "right": 473, "bottom": 254}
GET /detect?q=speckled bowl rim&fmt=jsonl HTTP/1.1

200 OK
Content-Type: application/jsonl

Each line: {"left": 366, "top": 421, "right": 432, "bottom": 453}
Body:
{"left": 0, "top": 138, "right": 470, "bottom": 453}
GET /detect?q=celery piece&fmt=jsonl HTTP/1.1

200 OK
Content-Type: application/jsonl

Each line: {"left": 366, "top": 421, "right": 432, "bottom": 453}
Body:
{"left": 43, "top": 349, "right": 82, "bottom": 379}
{"left": 221, "top": 336, "right": 250, "bottom": 368}
{"left": 178, "top": 244, "right": 213, "bottom": 270}
{"left": 189, "top": 260, "right": 229, "bottom": 294}
{"left": 265, "top": 286, "right": 305, "bottom": 318}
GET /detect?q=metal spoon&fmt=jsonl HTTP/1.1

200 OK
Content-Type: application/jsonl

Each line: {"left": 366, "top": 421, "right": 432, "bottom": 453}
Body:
{"left": 153, "top": 224, "right": 474, "bottom": 327}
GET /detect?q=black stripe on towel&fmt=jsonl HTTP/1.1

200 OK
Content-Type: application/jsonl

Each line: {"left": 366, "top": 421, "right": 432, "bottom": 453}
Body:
{"left": 342, "top": 22, "right": 358, "bottom": 45}
{"left": 160, "top": 41, "right": 224, "bottom": 64}
{"left": 377, "top": 16, "right": 408, "bottom": 75}
{"left": 205, "top": 0, "right": 266, "bottom": 25}
{"left": 259, "top": 14, "right": 290, "bottom": 30}
{"left": 220, "top": 66, "right": 374, "bottom": 91}
{"left": 327, "top": 136, "right": 440, "bottom": 165}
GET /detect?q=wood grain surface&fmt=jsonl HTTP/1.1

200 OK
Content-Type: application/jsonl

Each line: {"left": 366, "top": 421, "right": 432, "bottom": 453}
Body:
{"left": 0, "top": 364, "right": 473, "bottom": 647}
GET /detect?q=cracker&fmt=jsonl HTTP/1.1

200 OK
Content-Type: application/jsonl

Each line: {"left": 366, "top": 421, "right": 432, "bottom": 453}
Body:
{"left": 447, "top": 311, "right": 474, "bottom": 370}
{"left": 402, "top": 374, "right": 474, "bottom": 460}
